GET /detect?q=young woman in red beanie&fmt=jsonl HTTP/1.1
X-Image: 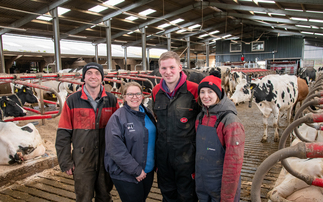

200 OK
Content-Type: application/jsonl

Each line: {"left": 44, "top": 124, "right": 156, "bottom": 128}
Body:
{"left": 195, "top": 71, "right": 245, "bottom": 202}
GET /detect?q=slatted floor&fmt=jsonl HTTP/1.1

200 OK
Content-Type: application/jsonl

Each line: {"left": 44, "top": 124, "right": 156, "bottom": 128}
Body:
{"left": 0, "top": 102, "right": 285, "bottom": 201}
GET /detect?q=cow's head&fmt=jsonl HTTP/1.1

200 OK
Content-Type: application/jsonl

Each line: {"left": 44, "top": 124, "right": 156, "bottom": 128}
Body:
{"left": 0, "top": 96, "right": 26, "bottom": 117}
{"left": 16, "top": 86, "right": 39, "bottom": 105}
{"left": 230, "top": 80, "right": 251, "bottom": 105}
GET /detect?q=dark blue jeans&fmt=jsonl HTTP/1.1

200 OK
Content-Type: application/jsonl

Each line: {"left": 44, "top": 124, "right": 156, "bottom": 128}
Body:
{"left": 112, "top": 171, "right": 154, "bottom": 202}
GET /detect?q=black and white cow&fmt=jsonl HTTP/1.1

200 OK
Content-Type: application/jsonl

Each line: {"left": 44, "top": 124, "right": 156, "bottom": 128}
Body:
{"left": 0, "top": 96, "right": 27, "bottom": 119}
{"left": 0, "top": 122, "right": 45, "bottom": 164}
{"left": 4, "top": 86, "right": 39, "bottom": 107}
{"left": 230, "top": 74, "right": 308, "bottom": 142}
{"left": 228, "top": 71, "right": 247, "bottom": 97}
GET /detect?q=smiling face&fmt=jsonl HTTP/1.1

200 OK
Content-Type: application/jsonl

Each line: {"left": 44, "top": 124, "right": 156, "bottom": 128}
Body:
{"left": 159, "top": 58, "right": 182, "bottom": 87}
{"left": 124, "top": 85, "right": 143, "bottom": 111}
{"left": 84, "top": 68, "right": 102, "bottom": 89}
{"left": 199, "top": 87, "right": 219, "bottom": 108}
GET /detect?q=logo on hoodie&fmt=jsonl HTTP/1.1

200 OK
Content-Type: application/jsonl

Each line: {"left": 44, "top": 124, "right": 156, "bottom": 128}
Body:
{"left": 180, "top": 117, "right": 188, "bottom": 123}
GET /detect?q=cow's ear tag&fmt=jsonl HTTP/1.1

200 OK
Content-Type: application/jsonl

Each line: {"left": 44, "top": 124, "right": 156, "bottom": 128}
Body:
{"left": 15, "top": 88, "right": 18, "bottom": 93}
{"left": 250, "top": 86, "right": 253, "bottom": 90}
{"left": 52, "top": 94, "right": 56, "bottom": 98}
{"left": 3, "top": 103, "right": 6, "bottom": 107}
{"left": 23, "top": 89, "right": 26, "bottom": 92}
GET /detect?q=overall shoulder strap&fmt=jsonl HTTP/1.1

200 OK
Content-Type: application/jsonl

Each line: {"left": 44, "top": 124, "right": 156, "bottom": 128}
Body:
{"left": 214, "top": 110, "right": 235, "bottom": 128}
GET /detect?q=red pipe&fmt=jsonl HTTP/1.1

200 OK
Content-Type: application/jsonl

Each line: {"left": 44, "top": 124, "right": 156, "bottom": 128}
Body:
{"left": 103, "top": 78, "right": 124, "bottom": 84}
{"left": 4, "top": 115, "right": 53, "bottom": 122}
{"left": 312, "top": 178, "right": 323, "bottom": 187}
{"left": 57, "top": 78, "right": 84, "bottom": 85}
{"left": 306, "top": 143, "right": 323, "bottom": 158}
{"left": 43, "top": 100, "right": 57, "bottom": 105}
{"left": 23, "top": 107, "right": 58, "bottom": 115}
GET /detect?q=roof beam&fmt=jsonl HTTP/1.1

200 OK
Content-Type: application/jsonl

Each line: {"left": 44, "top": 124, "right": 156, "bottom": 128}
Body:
{"left": 63, "top": 0, "right": 153, "bottom": 38}
{"left": 0, "top": 0, "right": 71, "bottom": 35}
{"left": 125, "top": 12, "right": 223, "bottom": 47}
{"left": 273, "top": 0, "right": 323, "bottom": 5}
{"left": 226, "top": 12, "right": 323, "bottom": 28}
{"left": 207, "top": 2, "right": 323, "bottom": 19}
{"left": 94, "top": 4, "right": 197, "bottom": 44}
{"left": 93, "top": 1, "right": 212, "bottom": 44}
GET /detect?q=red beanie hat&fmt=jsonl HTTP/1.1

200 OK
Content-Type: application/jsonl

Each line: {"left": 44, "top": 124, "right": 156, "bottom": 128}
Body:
{"left": 198, "top": 71, "right": 222, "bottom": 99}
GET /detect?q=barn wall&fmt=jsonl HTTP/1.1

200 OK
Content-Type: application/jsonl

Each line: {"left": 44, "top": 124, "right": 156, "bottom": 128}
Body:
{"left": 216, "top": 36, "right": 303, "bottom": 63}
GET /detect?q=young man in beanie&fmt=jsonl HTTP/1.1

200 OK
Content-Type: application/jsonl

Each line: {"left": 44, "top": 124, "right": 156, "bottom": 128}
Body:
{"left": 152, "top": 51, "right": 200, "bottom": 202}
{"left": 195, "top": 71, "right": 245, "bottom": 202}
{"left": 56, "top": 62, "right": 119, "bottom": 202}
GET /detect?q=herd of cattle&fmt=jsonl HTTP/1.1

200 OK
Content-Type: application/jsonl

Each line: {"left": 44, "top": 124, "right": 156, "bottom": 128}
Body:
{"left": 0, "top": 65, "right": 323, "bottom": 201}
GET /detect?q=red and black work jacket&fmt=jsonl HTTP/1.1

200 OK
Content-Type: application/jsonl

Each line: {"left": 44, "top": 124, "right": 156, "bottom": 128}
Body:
{"left": 55, "top": 85, "right": 119, "bottom": 172}
{"left": 152, "top": 80, "right": 200, "bottom": 166}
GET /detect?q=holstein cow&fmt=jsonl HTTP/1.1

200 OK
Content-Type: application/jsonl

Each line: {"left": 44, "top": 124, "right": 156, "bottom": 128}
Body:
{"left": 4, "top": 86, "right": 39, "bottom": 107}
{"left": 230, "top": 74, "right": 308, "bottom": 142}
{"left": 0, "top": 122, "right": 46, "bottom": 164}
{"left": 0, "top": 96, "right": 27, "bottom": 119}
{"left": 268, "top": 124, "right": 323, "bottom": 202}
{"left": 228, "top": 71, "right": 247, "bottom": 97}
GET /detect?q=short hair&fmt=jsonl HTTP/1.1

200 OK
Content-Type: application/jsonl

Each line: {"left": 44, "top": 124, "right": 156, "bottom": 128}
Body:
{"left": 158, "top": 51, "right": 181, "bottom": 67}
{"left": 122, "top": 82, "right": 143, "bottom": 102}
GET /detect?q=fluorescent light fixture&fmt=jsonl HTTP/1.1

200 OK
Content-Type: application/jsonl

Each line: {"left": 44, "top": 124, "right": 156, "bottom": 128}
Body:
{"left": 257, "top": 0, "right": 275, "bottom": 3}
{"left": 209, "top": 30, "right": 220, "bottom": 35}
{"left": 271, "top": 26, "right": 274, "bottom": 29}
{"left": 285, "top": 8, "right": 303, "bottom": 12}
{"left": 127, "top": 31, "right": 134, "bottom": 34}
{"left": 158, "top": 23, "right": 171, "bottom": 28}
{"left": 89, "top": 5, "right": 107, "bottom": 13}
{"left": 290, "top": 17, "right": 308, "bottom": 21}
{"left": 213, "top": 38, "right": 221, "bottom": 41}
{"left": 229, "top": 36, "right": 240, "bottom": 40}
{"left": 176, "top": 29, "right": 186, "bottom": 33}
{"left": 249, "top": 11, "right": 254, "bottom": 15}
{"left": 171, "top": 18, "right": 185, "bottom": 24}
{"left": 268, "top": 13, "right": 286, "bottom": 16}
{"left": 296, "top": 25, "right": 311, "bottom": 28}
{"left": 104, "top": 0, "right": 125, "bottom": 6}
{"left": 285, "top": 28, "right": 288, "bottom": 30}
{"left": 222, "top": 34, "right": 232, "bottom": 38}
{"left": 315, "top": 33, "right": 323, "bottom": 36}
{"left": 253, "top": 11, "right": 267, "bottom": 14}
{"left": 36, "top": 15, "right": 52, "bottom": 21}
{"left": 199, "top": 34, "right": 209, "bottom": 38}
{"left": 209, "top": 41, "right": 217, "bottom": 45}
{"left": 155, "top": 30, "right": 164, "bottom": 34}
{"left": 312, "top": 26, "right": 319, "bottom": 29}
{"left": 58, "top": 7, "right": 70, "bottom": 15}
{"left": 125, "top": 16, "right": 138, "bottom": 21}
{"left": 139, "top": 9, "right": 156, "bottom": 16}
{"left": 301, "top": 31, "right": 314, "bottom": 35}
{"left": 188, "top": 24, "right": 201, "bottom": 30}
{"left": 309, "top": 19, "right": 323, "bottom": 23}
{"left": 158, "top": 18, "right": 184, "bottom": 29}
{"left": 306, "top": 10, "right": 323, "bottom": 14}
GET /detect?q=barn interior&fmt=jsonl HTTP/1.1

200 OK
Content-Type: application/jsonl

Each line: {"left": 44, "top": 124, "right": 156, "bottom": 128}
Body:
{"left": 1, "top": 0, "right": 323, "bottom": 73}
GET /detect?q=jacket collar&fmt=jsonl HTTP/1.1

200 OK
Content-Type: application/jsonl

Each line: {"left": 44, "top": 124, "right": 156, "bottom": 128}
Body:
{"left": 81, "top": 84, "right": 107, "bottom": 100}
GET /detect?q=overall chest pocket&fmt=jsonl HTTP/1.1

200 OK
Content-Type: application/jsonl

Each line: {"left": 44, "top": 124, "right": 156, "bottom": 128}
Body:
{"left": 175, "top": 105, "right": 196, "bottom": 129}
{"left": 76, "top": 110, "right": 92, "bottom": 129}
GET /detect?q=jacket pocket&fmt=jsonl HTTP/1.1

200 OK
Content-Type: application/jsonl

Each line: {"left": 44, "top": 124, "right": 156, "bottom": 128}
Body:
{"left": 153, "top": 102, "right": 167, "bottom": 131}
